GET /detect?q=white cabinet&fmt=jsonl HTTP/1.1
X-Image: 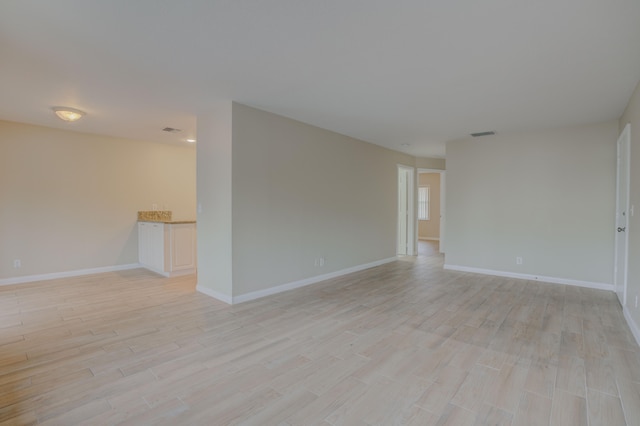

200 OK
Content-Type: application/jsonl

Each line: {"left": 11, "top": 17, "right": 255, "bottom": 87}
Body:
{"left": 138, "top": 221, "right": 196, "bottom": 277}
{"left": 138, "top": 222, "right": 165, "bottom": 273}
{"left": 169, "top": 223, "right": 197, "bottom": 273}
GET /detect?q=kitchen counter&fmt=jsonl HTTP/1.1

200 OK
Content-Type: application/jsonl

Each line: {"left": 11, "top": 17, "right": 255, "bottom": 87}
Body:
{"left": 138, "top": 220, "right": 196, "bottom": 224}
{"left": 137, "top": 211, "right": 196, "bottom": 276}
{"left": 137, "top": 210, "right": 197, "bottom": 224}
{"left": 138, "top": 219, "right": 197, "bottom": 277}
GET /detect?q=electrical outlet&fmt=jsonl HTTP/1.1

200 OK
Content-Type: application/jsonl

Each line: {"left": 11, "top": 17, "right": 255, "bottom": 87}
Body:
{"left": 320, "top": 257, "right": 325, "bottom": 267}
{"left": 13, "top": 259, "right": 21, "bottom": 269}
{"left": 516, "top": 257, "right": 523, "bottom": 265}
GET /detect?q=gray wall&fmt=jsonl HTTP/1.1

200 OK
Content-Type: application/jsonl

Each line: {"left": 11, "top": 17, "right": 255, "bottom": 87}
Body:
{"left": 445, "top": 121, "right": 618, "bottom": 285}
{"left": 196, "top": 103, "right": 416, "bottom": 300}
{"left": 416, "top": 157, "right": 445, "bottom": 170}
{"left": 230, "top": 103, "right": 415, "bottom": 296}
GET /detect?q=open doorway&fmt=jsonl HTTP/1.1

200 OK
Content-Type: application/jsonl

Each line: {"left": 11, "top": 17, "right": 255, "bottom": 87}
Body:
{"left": 418, "top": 169, "right": 445, "bottom": 255}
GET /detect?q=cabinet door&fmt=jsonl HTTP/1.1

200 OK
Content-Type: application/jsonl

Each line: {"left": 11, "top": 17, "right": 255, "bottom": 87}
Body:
{"left": 138, "top": 222, "right": 150, "bottom": 266}
{"left": 150, "top": 223, "right": 165, "bottom": 271}
{"left": 170, "top": 224, "right": 196, "bottom": 271}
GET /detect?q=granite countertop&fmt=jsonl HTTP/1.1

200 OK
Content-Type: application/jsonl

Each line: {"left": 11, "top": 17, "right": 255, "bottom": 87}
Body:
{"left": 137, "top": 210, "right": 195, "bottom": 224}
{"left": 139, "top": 220, "right": 196, "bottom": 224}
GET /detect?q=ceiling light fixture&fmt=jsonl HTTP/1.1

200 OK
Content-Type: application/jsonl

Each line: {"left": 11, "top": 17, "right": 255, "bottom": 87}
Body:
{"left": 52, "top": 106, "right": 86, "bottom": 122}
{"left": 186, "top": 139, "right": 196, "bottom": 143}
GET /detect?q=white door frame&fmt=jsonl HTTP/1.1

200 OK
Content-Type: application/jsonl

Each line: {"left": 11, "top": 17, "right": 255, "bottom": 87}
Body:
{"left": 614, "top": 123, "right": 631, "bottom": 306}
{"left": 418, "top": 168, "right": 446, "bottom": 254}
{"left": 397, "top": 165, "right": 416, "bottom": 256}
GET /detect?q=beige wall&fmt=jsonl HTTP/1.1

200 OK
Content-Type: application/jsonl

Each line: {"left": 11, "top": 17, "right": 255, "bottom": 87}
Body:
{"left": 445, "top": 121, "right": 617, "bottom": 285}
{"left": 0, "top": 120, "right": 196, "bottom": 279}
{"left": 620, "top": 79, "right": 640, "bottom": 332}
{"left": 418, "top": 173, "right": 440, "bottom": 240}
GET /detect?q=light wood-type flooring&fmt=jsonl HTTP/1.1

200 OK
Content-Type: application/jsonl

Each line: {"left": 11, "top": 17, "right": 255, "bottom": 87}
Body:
{"left": 1, "top": 241, "right": 640, "bottom": 425}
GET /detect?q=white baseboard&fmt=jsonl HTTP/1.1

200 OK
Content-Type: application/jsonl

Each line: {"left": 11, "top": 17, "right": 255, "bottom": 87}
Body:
{"left": 232, "top": 257, "right": 397, "bottom": 304}
{"left": 443, "top": 264, "right": 613, "bottom": 292}
{"left": 196, "top": 285, "right": 233, "bottom": 304}
{"left": 419, "top": 237, "right": 440, "bottom": 241}
{"left": 197, "top": 257, "right": 397, "bottom": 305}
{"left": 623, "top": 308, "right": 640, "bottom": 347}
{"left": 0, "top": 264, "right": 142, "bottom": 287}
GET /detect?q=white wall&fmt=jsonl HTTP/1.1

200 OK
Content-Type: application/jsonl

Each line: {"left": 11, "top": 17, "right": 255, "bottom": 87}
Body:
{"left": 445, "top": 121, "right": 618, "bottom": 286}
{"left": 196, "top": 102, "right": 234, "bottom": 301}
{"left": 0, "top": 120, "right": 196, "bottom": 280}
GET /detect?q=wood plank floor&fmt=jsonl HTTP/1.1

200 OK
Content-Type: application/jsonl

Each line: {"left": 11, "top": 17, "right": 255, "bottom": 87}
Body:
{"left": 1, "top": 241, "right": 639, "bottom": 425}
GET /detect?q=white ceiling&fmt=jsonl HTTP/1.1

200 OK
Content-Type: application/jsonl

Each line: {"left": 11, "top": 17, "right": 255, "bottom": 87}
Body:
{"left": 1, "top": 1, "right": 640, "bottom": 158}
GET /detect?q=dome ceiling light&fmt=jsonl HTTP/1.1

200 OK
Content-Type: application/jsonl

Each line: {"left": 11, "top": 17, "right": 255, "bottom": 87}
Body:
{"left": 52, "top": 106, "right": 86, "bottom": 122}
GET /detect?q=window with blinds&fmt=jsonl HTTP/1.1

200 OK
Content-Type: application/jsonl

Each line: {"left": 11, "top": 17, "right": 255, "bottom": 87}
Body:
{"left": 418, "top": 186, "right": 430, "bottom": 220}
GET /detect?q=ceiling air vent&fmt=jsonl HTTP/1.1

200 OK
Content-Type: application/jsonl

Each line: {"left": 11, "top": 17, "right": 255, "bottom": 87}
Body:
{"left": 470, "top": 131, "right": 496, "bottom": 137}
{"left": 162, "top": 127, "right": 182, "bottom": 133}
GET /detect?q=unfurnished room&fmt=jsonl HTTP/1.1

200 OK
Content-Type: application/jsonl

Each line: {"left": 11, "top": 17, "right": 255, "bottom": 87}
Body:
{"left": 2, "top": 1, "right": 640, "bottom": 425}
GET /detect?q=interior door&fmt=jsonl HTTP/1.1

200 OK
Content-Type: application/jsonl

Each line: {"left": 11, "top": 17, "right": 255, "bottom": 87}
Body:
{"left": 397, "top": 165, "right": 415, "bottom": 255}
{"left": 614, "top": 124, "right": 631, "bottom": 306}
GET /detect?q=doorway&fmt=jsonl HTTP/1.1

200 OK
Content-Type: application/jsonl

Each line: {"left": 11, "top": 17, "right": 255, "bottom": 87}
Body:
{"left": 614, "top": 124, "right": 631, "bottom": 306}
{"left": 418, "top": 169, "right": 446, "bottom": 254}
